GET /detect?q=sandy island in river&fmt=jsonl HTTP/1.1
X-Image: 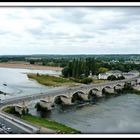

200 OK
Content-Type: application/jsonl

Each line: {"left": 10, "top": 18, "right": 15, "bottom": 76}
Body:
{"left": 0, "top": 61, "right": 63, "bottom": 71}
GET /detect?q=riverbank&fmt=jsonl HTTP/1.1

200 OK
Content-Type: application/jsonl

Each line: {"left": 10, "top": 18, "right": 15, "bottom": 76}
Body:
{"left": 27, "top": 73, "right": 107, "bottom": 87}
{"left": 21, "top": 114, "right": 80, "bottom": 134}
{"left": 27, "top": 73, "right": 79, "bottom": 87}
{"left": 0, "top": 61, "right": 62, "bottom": 71}
{"left": 2, "top": 106, "right": 79, "bottom": 134}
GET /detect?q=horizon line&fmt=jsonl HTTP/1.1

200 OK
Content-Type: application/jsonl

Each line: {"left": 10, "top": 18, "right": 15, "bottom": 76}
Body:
{"left": 0, "top": 53, "right": 140, "bottom": 56}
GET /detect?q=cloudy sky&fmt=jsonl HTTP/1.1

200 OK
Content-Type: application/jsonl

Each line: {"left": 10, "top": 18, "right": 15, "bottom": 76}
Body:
{"left": 0, "top": 7, "right": 140, "bottom": 55}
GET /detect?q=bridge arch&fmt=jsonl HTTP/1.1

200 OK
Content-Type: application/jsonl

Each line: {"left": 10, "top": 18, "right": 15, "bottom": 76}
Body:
{"left": 114, "top": 84, "right": 124, "bottom": 89}
{"left": 53, "top": 95, "right": 69, "bottom": 105}
{"left": 71, "top": 91, "right": 86, "bottom": 103}
{"left": 115, "top": 84, "right": 122, "bottom": 87}
{"left": 102, "top": 86, "right": 113, "bottom": 96}
{"left": 88, "top": 88, "right": 100, "bottom": 101}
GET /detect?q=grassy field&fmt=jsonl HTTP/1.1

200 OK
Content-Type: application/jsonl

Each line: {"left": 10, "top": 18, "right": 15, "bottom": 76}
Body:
{"left": 21, "top": 114, "right": 79, "bottom": 134}
{"left": 27, "top": 73, "right": 106, "bottom": 87}
{"left": 27, "top": 73, "right": 76, "bottom": 86}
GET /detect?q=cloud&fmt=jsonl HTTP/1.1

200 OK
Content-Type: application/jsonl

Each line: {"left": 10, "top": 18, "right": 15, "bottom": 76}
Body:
{"left": 0, "top": 7, "right": 140, "bottom": 55}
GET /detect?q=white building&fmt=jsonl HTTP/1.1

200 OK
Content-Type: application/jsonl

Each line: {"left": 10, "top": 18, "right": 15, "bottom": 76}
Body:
{"left": 98, "top": 70, "right": 139, "bottom": 80}
{"left": 106, "top": 70, "right": 122, "bottom": 78}
{"left": 128, "top": 70, "right": 139, "bottom": 77}
{"left": 98, "top": 73, "right": 108, "bottom": 80}
{"left": 98, "top": 70, "right": 122, "bottom": 80}
{"left": 122, "top": 73, "right": 135, "bottom": 79}
{"left": 122, "top": 70, "right": 139, "bottom": 79}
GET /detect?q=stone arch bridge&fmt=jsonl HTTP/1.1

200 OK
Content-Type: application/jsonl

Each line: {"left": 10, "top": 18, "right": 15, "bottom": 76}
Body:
{"left": 7, "top": 77, "right": 140, "bottom": 112}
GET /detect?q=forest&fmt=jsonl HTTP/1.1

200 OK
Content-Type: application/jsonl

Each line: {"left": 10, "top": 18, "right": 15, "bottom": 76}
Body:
{"left": 0, "top": 54, "right": 140, "bottom": 79}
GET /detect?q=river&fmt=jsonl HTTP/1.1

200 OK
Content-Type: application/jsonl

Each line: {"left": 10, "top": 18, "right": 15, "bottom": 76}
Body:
{"left": 30, "top": 93, "right": 140, "bottom": 134}
{"left": 0, "top": 67, "right": 61, "bottom": 100}
{"left": 0, "top": 68, "right": 140, "bottom": 133}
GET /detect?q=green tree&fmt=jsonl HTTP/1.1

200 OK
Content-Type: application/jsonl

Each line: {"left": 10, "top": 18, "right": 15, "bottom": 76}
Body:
{"left": 62, "top": 67, "right": 71, "bottom": 77}
{"left": 29, "top": 60, "right": 35, "bottom": 64}
{"left": 98, "top": 67, "right": 108, "bottom": 73}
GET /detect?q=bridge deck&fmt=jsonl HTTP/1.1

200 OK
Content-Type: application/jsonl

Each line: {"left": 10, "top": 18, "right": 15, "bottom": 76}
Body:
{"left": 0, "top": 77, "right": 138, "bottom": 106}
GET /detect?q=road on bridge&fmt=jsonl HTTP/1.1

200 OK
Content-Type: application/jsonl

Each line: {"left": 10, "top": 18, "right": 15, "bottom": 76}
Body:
{"left": 0, "top": 77, "right": 138, "bottom": 107}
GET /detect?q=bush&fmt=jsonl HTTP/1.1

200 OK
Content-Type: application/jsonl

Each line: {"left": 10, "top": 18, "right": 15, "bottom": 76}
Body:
{"left": 29, "top": 60, "right": 35, "bottom": 64}
{"left": 69, "top": 77, "right": 80, "bottom": 83}
{"left": 80, "top": 77, "right": 93, "bottom": 84}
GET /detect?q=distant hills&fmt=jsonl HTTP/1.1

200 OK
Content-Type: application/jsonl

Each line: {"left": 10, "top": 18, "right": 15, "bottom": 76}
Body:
{"left": 0, "top": 54, "right": 140, "bottom": 61}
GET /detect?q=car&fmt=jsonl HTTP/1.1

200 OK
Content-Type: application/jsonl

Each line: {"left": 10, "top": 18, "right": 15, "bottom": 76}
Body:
{"left": 6, "top": 128, "right": 12, "bottom": 134}
{"left": 1, "top": 124, "right": 6, "bottom": 129}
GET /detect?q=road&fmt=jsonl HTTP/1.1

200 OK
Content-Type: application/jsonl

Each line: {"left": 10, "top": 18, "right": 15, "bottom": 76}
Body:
{"left": 0, "top": 77, "right": 137, "bottom": 107}
{"left": 0, "top": 112, "right": 40, "bottom": 134}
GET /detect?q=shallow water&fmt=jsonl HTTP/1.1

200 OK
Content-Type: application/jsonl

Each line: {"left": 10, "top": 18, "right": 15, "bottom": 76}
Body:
{"left": 0, "top": 68, "right": 61, "bottom": 100}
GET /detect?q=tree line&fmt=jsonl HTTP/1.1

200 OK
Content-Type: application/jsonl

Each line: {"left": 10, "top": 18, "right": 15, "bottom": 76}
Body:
{"left": 62, "top": 58, "right": 96, "bottom": 78}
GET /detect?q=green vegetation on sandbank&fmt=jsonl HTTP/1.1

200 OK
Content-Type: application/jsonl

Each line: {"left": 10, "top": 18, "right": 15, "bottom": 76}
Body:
{"left": 27, "top": 73, "right": 75, "bottom": 86}
{"left": 27, "top": 73, "right": 106, "bottom": 87}
{"left": 2, "top": 106, "right": 80, "bottom": 134}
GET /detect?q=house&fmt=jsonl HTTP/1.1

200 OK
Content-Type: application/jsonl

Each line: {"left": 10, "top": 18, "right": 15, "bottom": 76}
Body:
{"left": 122, "top": 70, "right": 139, "bottom": 79}
{"left": 98, "top": 73, "right": 108, "bottom": 80}
{"left": 98, "top": 70, "right": 122, "bottom": 80}
{"left": 122, "top": 73, "right": 136, "bottom": 79}
{"left": 128, "top": 70, "right": 139, "bottom": 77}
{"left": 98, "top": 70, "right": 139, "bottom": 80}
{"left": 106, "top": 70, "right": 122, "bottom": 78}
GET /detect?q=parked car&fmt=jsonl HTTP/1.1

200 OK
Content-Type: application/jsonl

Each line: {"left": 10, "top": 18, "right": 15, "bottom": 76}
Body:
{"left": 1, "top": 124, "right": 6, "bottom": 129}
{"left": 6, "top": 128, "right": 12, "bottom": 134}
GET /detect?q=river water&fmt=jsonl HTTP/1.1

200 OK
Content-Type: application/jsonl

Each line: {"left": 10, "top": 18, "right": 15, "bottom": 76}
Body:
{"left": 31, "top": 93, "right": 140, "bottom": 134}
{"left": 0, "top": 67, "right": 61, "bottom": 100}
{"left": 0, "top": 68, "right": 140, "bottom": 133}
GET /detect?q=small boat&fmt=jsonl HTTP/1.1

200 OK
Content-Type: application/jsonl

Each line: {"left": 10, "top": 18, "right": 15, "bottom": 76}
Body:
{"left": 3, "top": 84, "right": 7, "bottom": 86}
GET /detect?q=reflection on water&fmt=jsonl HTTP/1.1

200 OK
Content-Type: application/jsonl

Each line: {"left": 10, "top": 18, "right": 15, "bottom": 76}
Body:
{"left": 0, "top": 68, "right": 61, "bottom": 100}
{"left": 30, "top": 94, "right": 140, "bottom": 133}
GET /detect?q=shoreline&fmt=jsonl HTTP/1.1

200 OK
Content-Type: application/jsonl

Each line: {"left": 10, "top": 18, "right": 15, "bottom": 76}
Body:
{"left": 0, "top": 62, "right": 63, "bottom": 71}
